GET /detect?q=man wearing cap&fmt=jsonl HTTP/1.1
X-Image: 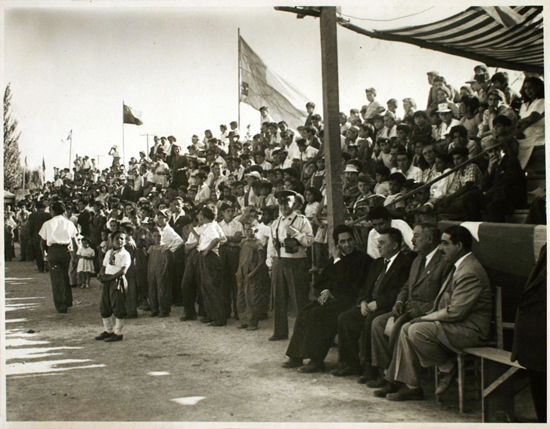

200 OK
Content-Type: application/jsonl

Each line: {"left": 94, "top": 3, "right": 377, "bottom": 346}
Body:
{"left": 362, "top": 88, "right": 385, "bottom": 122}
{"left": 434, "top": 103, "right": 460, "bottom": 145}
{"left": 39, "top": 201, "right": 79, "bottom": 313}
{"left": 267, "top": 190, "right": 314, "bottom": 341}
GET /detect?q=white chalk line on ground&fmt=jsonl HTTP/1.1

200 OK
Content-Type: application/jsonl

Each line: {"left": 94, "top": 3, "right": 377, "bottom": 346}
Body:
{"left": 5, "top": 318, "right": 29, "bottom": 324}
{"left": 170, "top": 397, "right": 206, "bottom": 405}
{"left": 6, "top": 359, "right": 106, "bottom": 376}
{"left": 148, "top": 371, "right": 171, "bottom": 376}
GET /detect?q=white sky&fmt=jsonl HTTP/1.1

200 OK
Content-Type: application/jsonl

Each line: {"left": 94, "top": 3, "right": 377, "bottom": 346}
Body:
{"left": 4, "top": 1, "right": 529, "bottom": 181}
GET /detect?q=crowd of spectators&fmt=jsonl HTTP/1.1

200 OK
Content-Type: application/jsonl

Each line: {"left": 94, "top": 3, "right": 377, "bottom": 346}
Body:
{"left": 3, "top": 65, "right": 546, "bottom": 418}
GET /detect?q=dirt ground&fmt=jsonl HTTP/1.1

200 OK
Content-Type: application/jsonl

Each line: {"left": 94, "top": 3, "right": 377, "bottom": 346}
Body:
{"left": 3, "top": 248, "right": 535, "bottom": 425}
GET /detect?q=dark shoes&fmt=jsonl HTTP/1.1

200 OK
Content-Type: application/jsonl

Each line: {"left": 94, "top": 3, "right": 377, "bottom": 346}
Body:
{"left": 125, "top": 314, "right": 138, "bottom": 319}
{"left": 246, "top": 326, "right": 258, "bottom": 331}
{"left": 158, "top": 313, "right": 170, "bottom": 318}
{"left": 373, "top": 382, "right": 400, "bottom": 398}
{"left": 237, "top": 324, "right": 248, "bottom": 329}
{"left": 179, "top": 315, "right": 196, "bottom": 321}
{"left": 95, "top": 331, "right": 114, "bottom": 341}
{"left": 282, "top": 357, "right": 303, "bottom": 369}
{"left": 331, "top": 365, "right": 361, "bottom": 377}
{"left": 207, "top": 320, "right": 227, "bottom": 327}
{"left": 149, "top": 312, "right": 159, "bottom": 318}
{"left": 358, "top": 365, "right": 379, "bottom": 384}
{"left": 366, "top": 377, "right": 387, "bottom": 388}
{"left": 200, "top": 318, "right": 213, "bottom": 324}
{"left": 387, "top": 385, "right": 424, "bottom": 401}
{"left": 58, "top": 309, "right": 68, "bottom": 314}
{"left": 298, "top": 361, "right": 326, "bottom": 374}
{"left": 268, "top": 335, "right": 288, "bottom": 341}
{"left": 436, "top": 366, "right": 457, "bottom": 395}
{"left": 104, "top": 333, "right": 124, "bottom": 343}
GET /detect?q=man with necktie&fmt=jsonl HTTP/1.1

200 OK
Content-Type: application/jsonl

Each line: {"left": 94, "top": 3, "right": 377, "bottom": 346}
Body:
{"left": 367, "top": 223, "right": 453, "bottom": 386}
{"left": 374, "top": 225, "right": 492, "bottom": 401}
{"left": 333, "top": 228, "right": 412, "bottom": 381}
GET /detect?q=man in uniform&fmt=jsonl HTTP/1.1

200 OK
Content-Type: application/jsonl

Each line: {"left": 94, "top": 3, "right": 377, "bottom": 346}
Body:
{"left": 267, "top": 190, "right": 314, "bottom": 341}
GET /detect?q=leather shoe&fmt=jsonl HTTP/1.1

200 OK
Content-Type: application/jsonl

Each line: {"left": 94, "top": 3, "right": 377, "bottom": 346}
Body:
{"left": 179, "top": 315, "right": 196, "bottom": 321}
{"left": 237, "top": 324, "right": 248, "bottom": 329}
{"left": 246, "top": 326, "right": 258, "bottom": 331}
{"left": 366, "top": 377, "right": 387, "bottom": 388}
{"left": 104, "top": 333, "right": 123, "bottom": 343}
{"left": 282, "top": 357, "right": 303, "bottom": 368}
{"left": 95, "top": 331, "right": 114, "bottom": 341}
{"left": 149, "top": 312, "right": 159, "bottom": 318}
{"left": 331, "top": 365, "right": 361, "bottom": 377}
{"left": 208, "top": 320, "right": 227, "bottom": 327}
{"left": 436, "top": 366, "right": 457, "bottom": 395}
{"left": 201, "top": 318, "right": 213, "bottom": 324}
{"left": 387, "top": 386, "right": 424, "bottom": 401}
{"left": 373, "top": 382, "right": 400, "bottom": 398}
{"left": 268, "top": 335, "right": 288, "bottom": 341}
{"left": 158, "top": 313, "right": 170, "bottom": 318}
{"left": 298, "top": 361, "right": 325, "bottom": 373}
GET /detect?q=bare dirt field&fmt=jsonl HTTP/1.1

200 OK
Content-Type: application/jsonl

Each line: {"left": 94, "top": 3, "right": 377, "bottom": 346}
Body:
{"left": 3, "top": 251, "right": 534, "bottom": 425}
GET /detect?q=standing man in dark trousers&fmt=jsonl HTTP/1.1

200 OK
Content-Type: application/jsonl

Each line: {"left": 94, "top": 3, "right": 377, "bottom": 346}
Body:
{"left": 39, "top": 201, "right": 78, "bottom": 313}
{"left": 27, "top": 201, "right": 51, "bottom": 273}
{"left": 512, "top": 244, "right": 547, "bottom": 422}
{"left": 267, "top": 190, "right": 314, "bottom": 341}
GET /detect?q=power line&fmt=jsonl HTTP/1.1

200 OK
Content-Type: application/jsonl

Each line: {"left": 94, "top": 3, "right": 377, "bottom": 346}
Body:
{"left": 339, "top": 6, "right": 435, "bottom": 22}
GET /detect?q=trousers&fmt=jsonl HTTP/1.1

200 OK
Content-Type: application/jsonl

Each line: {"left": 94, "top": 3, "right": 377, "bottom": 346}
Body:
{"left": 47, "top": 244, "right": 73, "bottom": 312}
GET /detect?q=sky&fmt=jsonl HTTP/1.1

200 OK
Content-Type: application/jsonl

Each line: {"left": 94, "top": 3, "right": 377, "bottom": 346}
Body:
{"left": 4, "top": 1, "right": 529, "bottom": 181}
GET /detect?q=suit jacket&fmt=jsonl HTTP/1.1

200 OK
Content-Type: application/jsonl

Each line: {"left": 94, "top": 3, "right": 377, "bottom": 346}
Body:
{"left": 423, "top": 253, "right": 492, "bottom": 351}
{"left": 512, "top": 244, "right": 546, "bottom": 372}
{"left": 89, "top": 213, "right": 107, "bottom": 248}
{"left": 396, "top": 250, "right": 454, "bottom": 315}
{"left": 313, "top": 250, "right": 372, "bottom": 309}
{"left": 27, "top": 211, "right": 52, "bottom": 241}
{"left": 357, "top": 252, "right": 412, "bottom": 312}
{"left": 482, "top": 154, "right": 527, "bottom": 207}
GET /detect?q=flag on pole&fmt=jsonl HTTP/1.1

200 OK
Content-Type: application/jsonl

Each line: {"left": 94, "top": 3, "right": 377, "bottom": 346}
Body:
{"left": 239, "top": 36, "right": 309, "bottom": 129}
{"left": 123, "top": 104, "right": 143, "bottom": 126}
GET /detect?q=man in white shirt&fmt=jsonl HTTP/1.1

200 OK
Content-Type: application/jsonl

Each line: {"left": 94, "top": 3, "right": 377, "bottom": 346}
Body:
{"left": 392, "top": 151, "right": 423, "bottom": 183}
{"left": 218, "top": 203, "right": 244, "bottom": 319}
{"left": 39, "top": 201, "right": 78, "bottom": 313}
{"left": 260, "top": 106, "right": 274, "bottom": 125}
{"left": 366, "top": 207, "right": 413, "bottom": 259}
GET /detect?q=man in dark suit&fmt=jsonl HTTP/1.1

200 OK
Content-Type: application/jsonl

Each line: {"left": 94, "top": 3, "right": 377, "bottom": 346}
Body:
{"left": 27, "top": 201, "right": 52, "bottom": 273}
{"left": 375, "top": 225, "right": 492, "bottom": 401}
{"left": 332, "top": 228, "right": 412, "bottom": 380}
{"left": 512, "top": 244, "right": 546, "bottom": 422}
{"left": 368, "top": 223, "right": 453, "bottom": 387}
{"left": 77, "top": 199, "right": 91, "bottom": 237}
{"left": 281, "top": 225, "right": 372, "bottom": 373}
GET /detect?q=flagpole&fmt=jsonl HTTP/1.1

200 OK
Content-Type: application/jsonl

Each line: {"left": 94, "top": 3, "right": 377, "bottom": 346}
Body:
{"left": 237, "top": 28, "right": 241, "bottom": 130}
{"left": 122, "top": 101, "right": 125, "bottom": 166}
{"left": 69, "top": 132, "right": 73, "bottom": 170}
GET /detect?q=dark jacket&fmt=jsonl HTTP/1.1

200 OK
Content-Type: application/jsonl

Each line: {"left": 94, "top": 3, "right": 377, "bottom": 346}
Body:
{"left": 27, "top": 211, "right": 52, "bottom": 241}
{"left": 313, "top": 249, "right": 372, "bottom": 309}
{"left": 357, "top": 252, "right": 413, "bottom": 311}
{"left": 512, "top": 244, "right": 547, "bottom": 372}
{"left": 482, "top": 153, "right": 527, "bottom": 208}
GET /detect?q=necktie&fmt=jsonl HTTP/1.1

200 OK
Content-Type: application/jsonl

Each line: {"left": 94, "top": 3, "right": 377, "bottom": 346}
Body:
{"left": 372, "top": 258, "right": 390, "bottom": 299}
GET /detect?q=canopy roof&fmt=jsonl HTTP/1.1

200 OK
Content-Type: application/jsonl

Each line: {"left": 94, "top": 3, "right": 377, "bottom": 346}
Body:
{"left": 338, "top": 6, "right": 543, "bottom": 73}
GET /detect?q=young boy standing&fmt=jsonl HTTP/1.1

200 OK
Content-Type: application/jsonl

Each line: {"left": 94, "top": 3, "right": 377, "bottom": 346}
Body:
{"left": 235, "top": 222, "right": 271, "bottom": 330}
{"left": 95, "top": 230, "right": 131, "bottom": 342}
{"left": 218, "top": 203, "right": 244, "bottom": 320}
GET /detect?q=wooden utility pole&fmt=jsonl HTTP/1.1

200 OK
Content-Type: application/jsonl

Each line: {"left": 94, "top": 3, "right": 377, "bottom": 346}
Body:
{"left": 320, "top": 7, "right": 345, "bottom": 232}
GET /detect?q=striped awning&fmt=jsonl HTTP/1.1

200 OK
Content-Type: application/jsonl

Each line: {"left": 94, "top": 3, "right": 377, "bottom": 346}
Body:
{"left": 338, "top": 6, "right": 543, "bottom": 73}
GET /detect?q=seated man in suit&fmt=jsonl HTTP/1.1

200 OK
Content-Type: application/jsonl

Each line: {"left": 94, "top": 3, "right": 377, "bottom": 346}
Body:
{"left": 368, "top": 223, "right": 454, "bottom": 387}
{"left": 373, "top": 225, "right": 492, "bottom": 401}
{"left": 281, "top": 225, "right": 372, "bottom": 373}
{"left": 332, "top": 228, "right": 413, "bottom": 380}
